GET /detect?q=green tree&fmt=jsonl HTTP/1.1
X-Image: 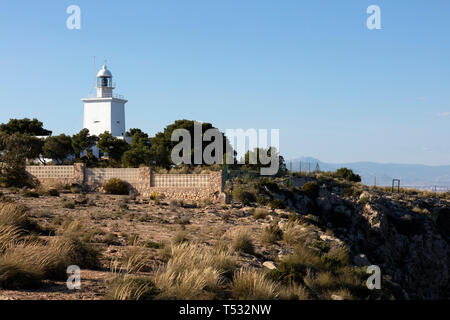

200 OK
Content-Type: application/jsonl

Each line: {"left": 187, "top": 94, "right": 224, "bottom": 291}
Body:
{"left": 243, "top": 147, "right": 287, "bottom": 176}
{"left": 0, "top": 118, "right": 52, "bottom": 136}
{"left": 97, "top": 131, "right": 130, "bottom": 163}
{"left": 42, "top": 134, "right": 74, "bottom": 164}
{"left": 121, "top": 129, "right": 153, "bottom": 167}
{"left": 0, "top": 132, "right": 44, "bottom": 187}
{"left": 72, "top": 128, "right": 98, "bottom": 158}
{"left": 149, "top": 120, "right": 233, "bottom": 168}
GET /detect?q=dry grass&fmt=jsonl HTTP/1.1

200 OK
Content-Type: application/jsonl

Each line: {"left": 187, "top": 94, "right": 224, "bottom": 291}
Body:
{"left": 105, "top": 276, "right": 152, "bottom": 300}
{"left": 0, "top": 202, "right": 38, "bottom": 232}
{"left": 252, "top": 208, "right": 270, "bottom": 220}
{"left": 231, "top": 228, "right": 254, "bottom": 254}
{"left": 282, "top": 221, "right": 303, "bottom": 245}
{"left": 232, "top": 268, "right": 278, "bottom": 300}
{"left": 277, "top": 283, "right": 310, "bottom": 300}
{"left": 321, "top": 245, "right": 350, "bottom": 270}
{"left": 172, "top": 230, "right": 188, "bottom": 245}
{"left": 0, "top": 238, "right": 77, "bottom": 288}
{"left": 282, "top": 245, "right": 323, "bottom": 271}
{"left": 120, "top": 246, "right": 151, "bottom": 274}
{"left": 0, "top": 225, "right": 22, "bottom": 253}
{"left": 154, "top": 242, "right": 236, "bottom": 299}
{"left": 260, "top": 223, "right": 283, "bottom": 244}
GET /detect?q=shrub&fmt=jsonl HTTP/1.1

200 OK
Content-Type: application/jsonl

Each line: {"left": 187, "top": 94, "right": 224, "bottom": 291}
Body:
{"left": 303, "top": 182, "right": 320, "bottom": 199}
{"left": 321, "top": 245, "right": 350, "bottom": 270}
{"left": 231, "top": 228, "right": 254, "bottom": 254}
{"left": 45, "top": 188, "right": 60, "bottom": 197}
{"left": 232, "top": 186, "right": 256, "bottom": 205}
{"left": 103, "top": 178, "right": 129, "bottom": 195}
{"left": 232, "top": 268, "right": 278, "bottom": 300}
{"left": 149, "top": 192, "right": 160, "bottom": 201}
{"left": 23, "top": 191, "right": 39, "bottom": 198}
{"left": 358, "top": 196, "right": 370, "bottom": 206}
{"left": 334, "top": 168, "right": 361, "bottom": 183}
{"left": 266, "top": 246, "right": 323, "bottom": 284}
{"left": 62, "top": 201, "right": 75, "bottom": 209}
{"left": 269, "top": 199, "right": 285, "bottom": 209}
{"left": 256, "top": 179, "right": 280, "bottom": 193}
{"left": 70, "top": 184, "right": 82, "bottom": 194}
{"left": 145, "top": 241, "right": 163, "bottom": 249}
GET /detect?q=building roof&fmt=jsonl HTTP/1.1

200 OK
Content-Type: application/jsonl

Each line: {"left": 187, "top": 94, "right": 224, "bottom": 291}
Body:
{"left": 97, "top": 64, "right": 112, "bottom": 78}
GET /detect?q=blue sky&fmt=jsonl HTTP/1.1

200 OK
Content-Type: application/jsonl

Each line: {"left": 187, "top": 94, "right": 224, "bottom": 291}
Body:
{"left": 0, "top": 0, "right": 449, "bottom": 165}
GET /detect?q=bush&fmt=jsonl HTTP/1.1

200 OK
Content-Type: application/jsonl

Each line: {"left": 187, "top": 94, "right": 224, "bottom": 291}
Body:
{"left": 104, "top": 178, "right": 129, "bottom": 195}
{"left": 23, "top": 190, "right": 39, "bottom": 198}
{"left": 62, "top": 200, "right": 76, "bottom": 209}
{"left": 150, "top": 192, "right": 160, "bottom": 204}
{"left": 45, "top": 189, "right": 60, "bottom": 197}
{"left": 256, "top": 179, "right": 280, "bottom": 193}
{"left": 303, "top": 182, "right": 320, "bottom": 199}
{"left": 232, "top": 186, "right": 256, "bottom": 205}
{"left": 321, "top": 245, "right": 350, "bottom": 270}
{"left": 334, "top": 168, "right": 361, "bottom": 183}
{"left": 269, "top": 199, "right": 285, "bottom": 209}
{"left": 266, "top": 246, "right": 323, "bottom": 284}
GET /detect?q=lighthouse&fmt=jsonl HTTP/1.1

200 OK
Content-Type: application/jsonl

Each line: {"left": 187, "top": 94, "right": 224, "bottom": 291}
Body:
{"left": 82, "top": 64, "right": 128, "bottom": 140}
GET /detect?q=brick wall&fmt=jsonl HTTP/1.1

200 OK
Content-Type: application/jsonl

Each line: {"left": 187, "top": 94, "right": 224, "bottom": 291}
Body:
{"left": 25, "top": 164, "right": 225, "bottom": 203}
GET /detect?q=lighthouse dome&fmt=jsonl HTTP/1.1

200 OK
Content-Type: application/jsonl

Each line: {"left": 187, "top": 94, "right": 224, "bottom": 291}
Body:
{"left": 97, "top": 65, "right": 112, "bottom": 78}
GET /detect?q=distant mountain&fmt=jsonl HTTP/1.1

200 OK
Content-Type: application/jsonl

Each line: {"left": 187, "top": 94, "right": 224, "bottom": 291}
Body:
{"left": 288, "top": 157, "right": 450, "bottom": 190}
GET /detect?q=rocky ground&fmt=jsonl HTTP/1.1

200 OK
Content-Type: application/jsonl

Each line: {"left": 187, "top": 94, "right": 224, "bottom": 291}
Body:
{"left": 0, "top": 173, "right": 448, "bottom": 300}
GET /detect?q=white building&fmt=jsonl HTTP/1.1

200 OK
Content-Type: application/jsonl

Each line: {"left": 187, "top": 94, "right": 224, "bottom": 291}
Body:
{"left": 82, "top": 64, "right": 129, "bottom": 157}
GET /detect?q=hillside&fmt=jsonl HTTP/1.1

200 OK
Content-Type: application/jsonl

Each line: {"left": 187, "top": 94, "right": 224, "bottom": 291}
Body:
{"left": 0, "top": 173, "right": 448, "bottom": 300}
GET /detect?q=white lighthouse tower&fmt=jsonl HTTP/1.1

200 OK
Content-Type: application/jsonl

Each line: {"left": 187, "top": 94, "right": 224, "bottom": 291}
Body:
{"left": 82, "top": 64, "right": 128, "bottom": 140}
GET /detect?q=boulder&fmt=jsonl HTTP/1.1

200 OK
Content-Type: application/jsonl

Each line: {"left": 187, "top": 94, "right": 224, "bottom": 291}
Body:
{"left": 263, "top": 261, "right": 278, "bottom": 270}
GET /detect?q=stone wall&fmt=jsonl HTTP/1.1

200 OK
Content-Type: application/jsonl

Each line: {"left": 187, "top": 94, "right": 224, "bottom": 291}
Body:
{"left": 25, "top": 165, "right": 78, "bottom": 188}
{"left": 25, "top": 164, "right": 225, "bottom": 203}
